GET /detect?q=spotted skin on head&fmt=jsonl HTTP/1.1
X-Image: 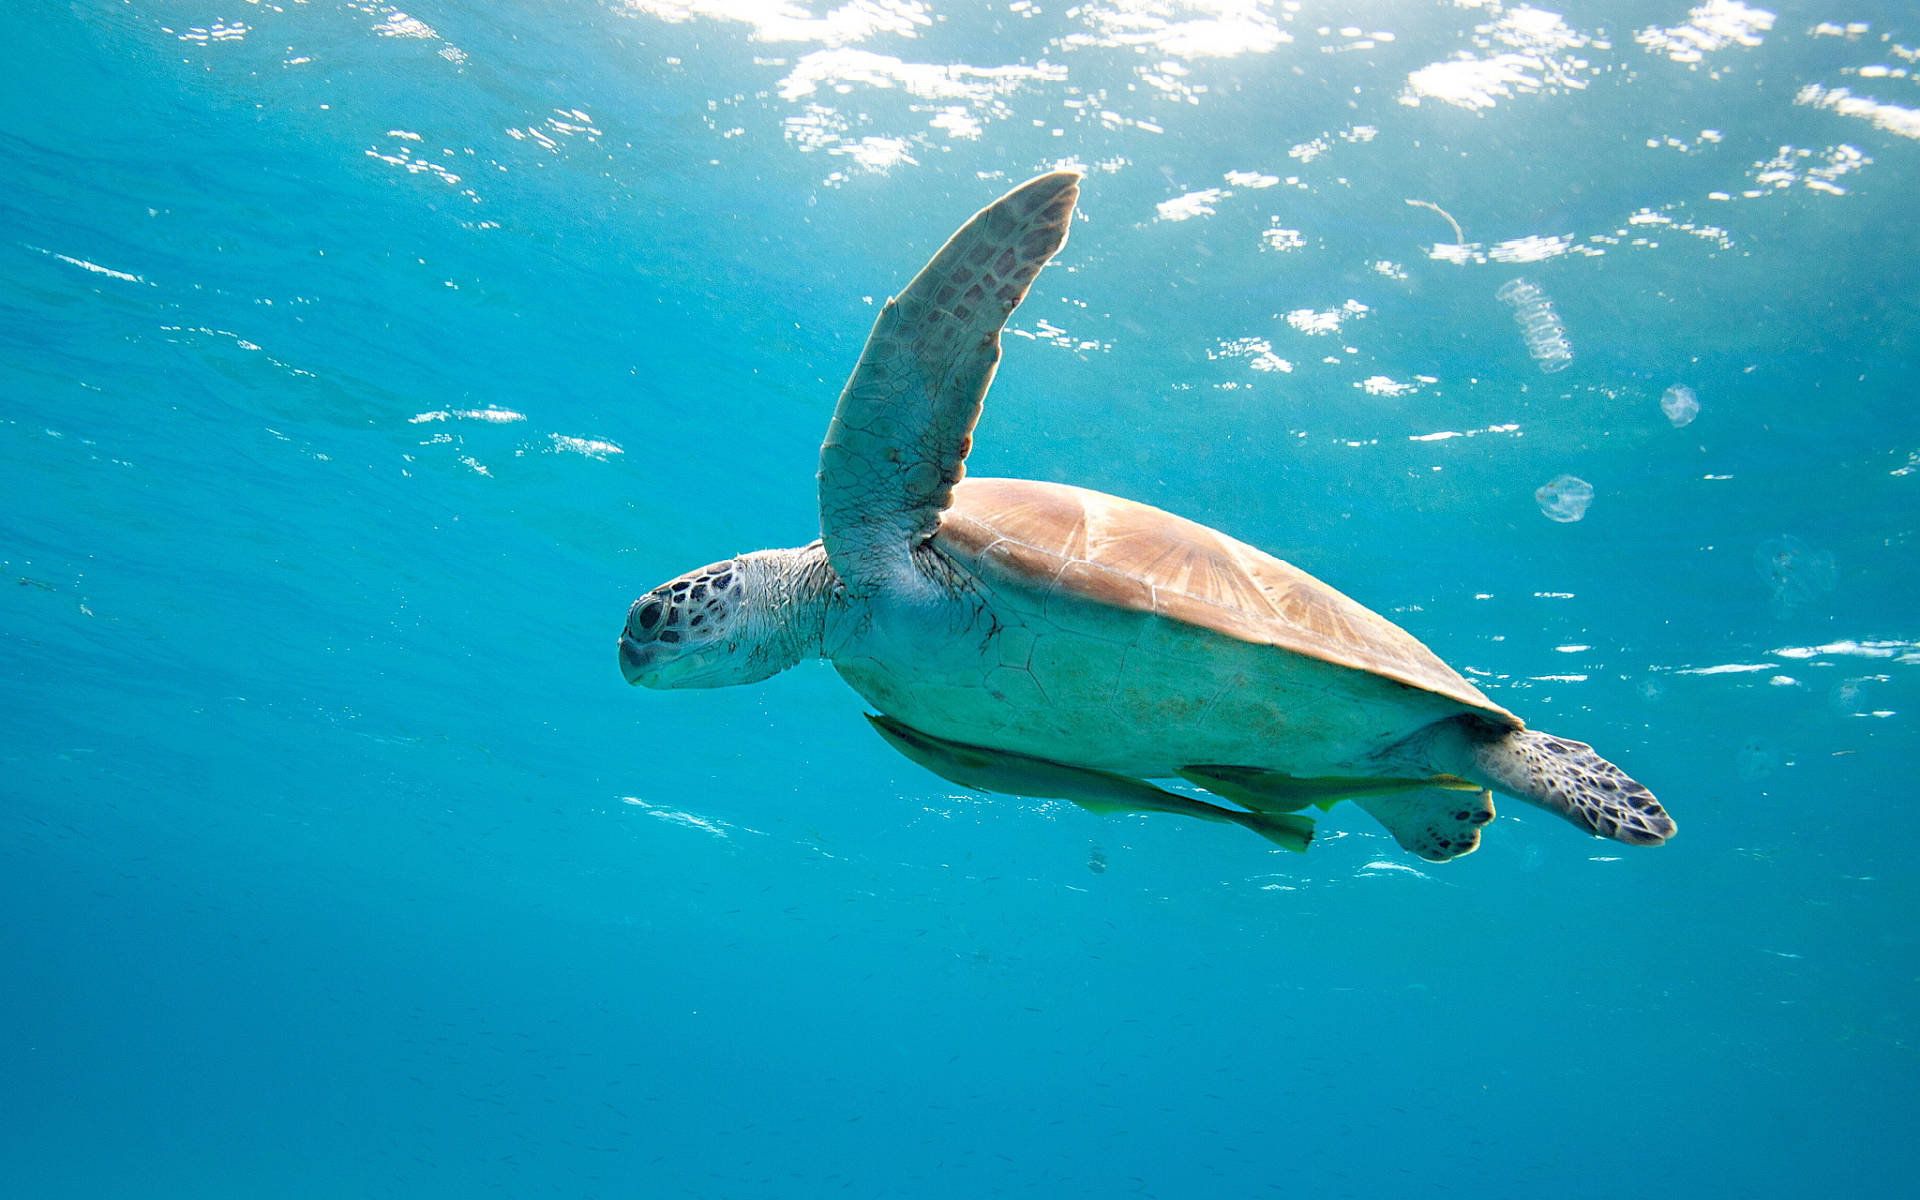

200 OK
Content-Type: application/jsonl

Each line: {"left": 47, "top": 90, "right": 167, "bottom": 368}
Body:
{"left": 626, "top": 560, "right": 741, "bottom": 647}
{"left": 619, "top": 559, "right": 755, "bottom": 686}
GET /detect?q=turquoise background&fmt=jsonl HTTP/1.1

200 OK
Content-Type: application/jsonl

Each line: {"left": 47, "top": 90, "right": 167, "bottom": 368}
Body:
{"left": 5, "top": 2, "right": 1916, "bottom": 1196}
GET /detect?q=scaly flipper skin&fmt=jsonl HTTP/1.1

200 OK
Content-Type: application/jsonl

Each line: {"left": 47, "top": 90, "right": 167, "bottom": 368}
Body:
{"left": 1469, "top": 728, "right": 1675, "bottom": 845}
{"left": 819, "top": 171, "right": 1080, "bottom": 596}
{"left": 1349, "top": 789, "right": 1496, "bottom": 863}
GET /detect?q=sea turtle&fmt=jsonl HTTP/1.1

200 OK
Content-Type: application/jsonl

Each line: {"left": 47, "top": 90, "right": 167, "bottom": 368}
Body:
{"left": 618, "top": 171, "right": 1674, "bottom": 861}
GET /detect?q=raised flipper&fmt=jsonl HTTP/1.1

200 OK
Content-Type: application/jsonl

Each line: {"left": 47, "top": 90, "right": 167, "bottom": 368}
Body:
{"left": 1178, "top": 764, "right": 1481, "bottom": 813}
{"left": 866, "top": 715, "right": 1313, "bottom": 852}
{"left": 1350, "top": 788, "right": 1496, "bottom": 862}
{"left": 819, "top": 172, "right": 1080, "bottom": 597}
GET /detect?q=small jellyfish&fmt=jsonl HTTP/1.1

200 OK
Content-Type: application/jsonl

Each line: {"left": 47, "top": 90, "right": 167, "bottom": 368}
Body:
{"left": 1535, "top": 474, "right": 1594, "bottom": 523}
{"left": 1497, "top": 277, "right": 1574, "bottom": 373}
{"left": 1735, "top": 736, "right": 1778, "bottom": 781}
{"left": 1660, "top": 384, "right": 1699, "bottom": 427}
{"left": 1494, "top": 278, "right": 1541, "bottom": 306}
{"left": 1830, "top": 678, "right": 1870, "bottom": 715}
{"left": 1753, "top": 534, "right": 1836, "bottom": 614}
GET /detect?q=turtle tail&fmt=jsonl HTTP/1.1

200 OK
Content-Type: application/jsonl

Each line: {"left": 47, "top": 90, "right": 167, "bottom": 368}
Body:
{"left": 1463, "top": 723, "right": 1675, "bottom": 846}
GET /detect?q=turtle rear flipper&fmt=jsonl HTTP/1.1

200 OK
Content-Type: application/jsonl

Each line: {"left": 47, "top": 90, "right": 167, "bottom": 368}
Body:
{"left": 1350, "top": 788, "right": 1495, "bottom": 862}
{"left": 1462, "top": 725, "right": 1674, "bottom": 846}
{"left": 1180, "top": 764, "right": 1489, "bottom": 861}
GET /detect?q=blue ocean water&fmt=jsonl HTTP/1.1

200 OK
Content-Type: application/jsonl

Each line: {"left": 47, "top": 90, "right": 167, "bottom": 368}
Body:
{"left": 5, "top": 1, "right": 1917, "bottom": 1196}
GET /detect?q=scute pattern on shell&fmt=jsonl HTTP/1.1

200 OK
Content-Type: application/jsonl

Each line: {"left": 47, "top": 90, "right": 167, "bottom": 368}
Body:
{"left": 936, "top": 476, "right": 1517, "bottom": 724}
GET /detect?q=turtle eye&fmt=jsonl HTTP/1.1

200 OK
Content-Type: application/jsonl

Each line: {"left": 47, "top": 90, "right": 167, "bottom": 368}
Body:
{"left": 636, "top": 600, "right": 663, "bottom": 631}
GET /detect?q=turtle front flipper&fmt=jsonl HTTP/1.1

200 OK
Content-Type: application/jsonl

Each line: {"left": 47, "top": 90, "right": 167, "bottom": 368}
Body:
{"left": 819, "top": 172, "right": 1079, "bottom": 597}
{"left": 866, "top": 715, "right": 1312, "bottom": 852}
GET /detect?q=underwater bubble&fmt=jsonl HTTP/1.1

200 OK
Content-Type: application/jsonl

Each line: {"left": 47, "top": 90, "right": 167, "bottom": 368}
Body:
{"left": 1754, "top": 534, "right": 1837, "bottom": 613}
{"left": 1535, "top": 474, "right": 1594, "bottom": 522}
{"left": 1660, "top": 384, "right": 1699, "bottom": 427}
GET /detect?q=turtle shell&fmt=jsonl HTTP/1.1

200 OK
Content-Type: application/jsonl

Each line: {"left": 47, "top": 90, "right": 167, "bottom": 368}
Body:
{"left": 935, "top": 476, "right": 1518, "bottom": 727}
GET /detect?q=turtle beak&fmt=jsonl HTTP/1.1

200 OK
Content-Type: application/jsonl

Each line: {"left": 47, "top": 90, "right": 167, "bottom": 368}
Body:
{"left": 618, "top": 634, "right": 658, "bottom": 686}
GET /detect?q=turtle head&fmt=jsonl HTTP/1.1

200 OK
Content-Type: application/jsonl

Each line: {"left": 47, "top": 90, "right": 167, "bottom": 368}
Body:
{"left": 618, "top": 546, "right": 834, "bottom": 689}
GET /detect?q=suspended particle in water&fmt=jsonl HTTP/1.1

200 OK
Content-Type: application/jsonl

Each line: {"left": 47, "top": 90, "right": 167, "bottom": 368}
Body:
{"left": 1405, "top": 197, "right": 1464, "bottom": 246}
{"left": 1496, "top": 277, "right": 1574, "bottom": 373}
{"left": 1753, "top": 534, "right": 1836, "bottom": 614}
{"left": 1535, "top": 474, "right": 1594, "bottom": 522}
{"left": 1660, "top": 384, "right": 1700, "bottom": 427}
